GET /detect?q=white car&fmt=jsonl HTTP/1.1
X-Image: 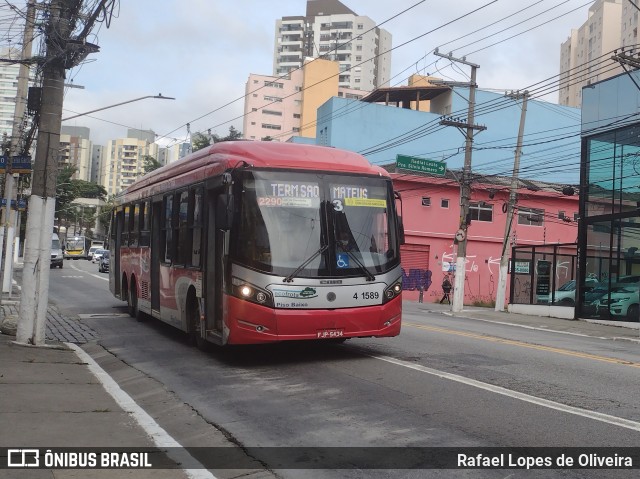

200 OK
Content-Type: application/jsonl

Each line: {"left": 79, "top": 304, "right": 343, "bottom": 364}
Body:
{"left": 594, "top": 284, "right": 640, "bottom": 321}
{"left": 91, "top": 249, "right": 106, "bottom": 263}
{"left": 538, "top": 278, "right": 598, "bottom": 306}
{"left": 87, "top": 246, "right": 101, "bottom": 260}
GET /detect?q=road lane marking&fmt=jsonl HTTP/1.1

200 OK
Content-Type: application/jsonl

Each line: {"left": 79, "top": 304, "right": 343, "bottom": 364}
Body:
{"left": 405, "top": 322, "right": 640, "bottom": 368}
{"left": 69, "top": 343, "right": 217, "bottom": 479}
{"left": 68, "top": 261, "right": 109, "bottom": 281}
{"left": 365, "top": 352, "right": 640, "bottom": 433}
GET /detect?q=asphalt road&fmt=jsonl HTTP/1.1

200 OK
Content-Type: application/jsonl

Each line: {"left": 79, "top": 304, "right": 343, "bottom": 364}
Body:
{"left": 43, "top": 259, "right": 640, "bottom": 478}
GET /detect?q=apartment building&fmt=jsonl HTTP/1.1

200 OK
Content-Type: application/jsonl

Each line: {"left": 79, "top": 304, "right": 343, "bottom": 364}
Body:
{"left": 0, "top": 48, "right": 21, "bottom": 142}
{"left": 243, "top": 57, "right": 366, "bottom": 142}
{"left": 273, "top": 0, "right": 391, "bottom": 91}
{"left": 559, "top": 0, "right": 624, "bottom": 107}
{"left": 60, "top": 126, "right": 92, "bottom": 181}
{"left": 101, "top": 129, "right": 159, "bottom": 195}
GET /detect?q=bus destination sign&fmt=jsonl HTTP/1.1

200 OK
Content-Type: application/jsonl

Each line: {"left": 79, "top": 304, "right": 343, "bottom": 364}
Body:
{"left": 396, "top": 154, "right": 446, "bottom": 176}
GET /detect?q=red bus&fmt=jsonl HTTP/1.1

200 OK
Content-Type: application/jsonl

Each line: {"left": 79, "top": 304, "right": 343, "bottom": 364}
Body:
{"left": 109, "top": 141, "right": 404, "bottom": 347}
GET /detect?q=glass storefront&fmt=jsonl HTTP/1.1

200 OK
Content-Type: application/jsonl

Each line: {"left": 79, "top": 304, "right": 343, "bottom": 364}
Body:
{"left": 579, "top": 126, "right": 640, "bottom": 321}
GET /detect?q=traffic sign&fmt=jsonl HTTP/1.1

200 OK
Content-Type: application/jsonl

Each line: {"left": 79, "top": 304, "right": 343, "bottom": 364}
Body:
{"left": 396, "top": 154, "right": 446, "bottom": 176}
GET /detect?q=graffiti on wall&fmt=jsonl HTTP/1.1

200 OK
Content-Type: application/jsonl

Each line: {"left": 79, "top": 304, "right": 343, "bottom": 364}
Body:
{"left": 401, "top": 268, "right": 432, "bottom": 291}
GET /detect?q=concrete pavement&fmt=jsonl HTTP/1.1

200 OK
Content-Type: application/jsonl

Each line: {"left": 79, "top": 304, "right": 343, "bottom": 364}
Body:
{"left": 1, "top": 270, "right": 639, "bottom": 476}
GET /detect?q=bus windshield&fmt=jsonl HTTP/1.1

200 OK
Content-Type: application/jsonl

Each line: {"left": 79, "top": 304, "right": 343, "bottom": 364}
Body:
{"left": 65, "top": 238, "right": 85, "bottom": 251}
{"left": 233, "top": 170, "right": 400, "bottom": 278}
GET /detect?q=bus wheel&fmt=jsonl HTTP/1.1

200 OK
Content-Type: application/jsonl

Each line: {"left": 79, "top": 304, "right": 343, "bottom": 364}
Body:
{"left": 188, "top": 294, "right": 208, "bottom": 351}
{"left": 128, "top": 279, "right": 141, "bottom": 321}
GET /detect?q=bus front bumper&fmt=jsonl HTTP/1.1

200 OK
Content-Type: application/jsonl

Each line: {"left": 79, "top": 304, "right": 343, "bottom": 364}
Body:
{"left": 225, "top": 295, "right": 402, "bottom": 345}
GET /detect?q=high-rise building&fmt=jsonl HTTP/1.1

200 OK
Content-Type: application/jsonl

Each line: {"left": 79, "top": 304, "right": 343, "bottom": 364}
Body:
{"left": 559, "top": 0, "right": 624, "bottom": 107}
{"left": 0, "top": 48, "right": 21, "bottom": 142}
{"left": 101, "top": 134, "right": 159, "bottom": 195}
{"left": 60, "top": 126, "right": 92, "bottom": 181}
{"left": 273, "top": 0, "right": 391, "bottom": 91}
{"left": 243, "top": 57, "right": 366, "bottom": 142}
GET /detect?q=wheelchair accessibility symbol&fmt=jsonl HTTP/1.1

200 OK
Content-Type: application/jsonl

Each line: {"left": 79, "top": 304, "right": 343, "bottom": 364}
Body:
{"left": 336, "top": 253, "right": 349, "bottom": 268}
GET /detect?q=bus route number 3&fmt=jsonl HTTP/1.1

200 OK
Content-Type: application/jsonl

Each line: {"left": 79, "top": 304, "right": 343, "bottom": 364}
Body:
{"left": 353, "top": 292, "right": 379, "bottom": 300}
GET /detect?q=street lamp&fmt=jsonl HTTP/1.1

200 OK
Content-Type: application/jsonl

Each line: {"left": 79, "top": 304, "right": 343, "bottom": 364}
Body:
{"left": 62, "top": 94, "right": 175, "bottom": 121}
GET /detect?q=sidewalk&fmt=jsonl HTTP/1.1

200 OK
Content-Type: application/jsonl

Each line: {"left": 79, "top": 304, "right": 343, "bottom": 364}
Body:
{"left": 0, "top": 266, "right": 275, "bottom": 478}
{"left": 1, "top": 280, "right": 638, "bottom": 477}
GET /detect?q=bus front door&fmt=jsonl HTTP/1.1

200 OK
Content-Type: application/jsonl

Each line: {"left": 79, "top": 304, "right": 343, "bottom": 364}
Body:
{"left": 205, "top": 190, "right": 225, "bottom": 338}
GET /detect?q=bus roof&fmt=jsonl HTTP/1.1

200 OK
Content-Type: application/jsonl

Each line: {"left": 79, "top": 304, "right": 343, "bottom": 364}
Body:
{"left": 120, "top": 141, "right": 389, "bottom": 200}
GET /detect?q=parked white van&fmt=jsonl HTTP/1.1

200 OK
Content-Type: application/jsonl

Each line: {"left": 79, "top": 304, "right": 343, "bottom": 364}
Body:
{"left": 51, "top": 233, "right": 64, "bottom": 269}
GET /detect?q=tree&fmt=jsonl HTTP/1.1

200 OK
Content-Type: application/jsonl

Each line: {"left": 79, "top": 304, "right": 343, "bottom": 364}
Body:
{"left": 192, "top": 132, "right": 211, "bottom": 152}
{"left": 192, "top": 126, "right": 243, "bottom": 152}
{"left": 142, "top": 155, "right": 162, "bottom": 174}
{"left": 55, "top": 165, "right": 107, "bottom": 230}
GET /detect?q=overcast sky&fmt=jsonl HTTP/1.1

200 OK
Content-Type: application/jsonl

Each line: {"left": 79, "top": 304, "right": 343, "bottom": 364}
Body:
{"left": 53, "top": 1, "right": 592, "bottom": 147}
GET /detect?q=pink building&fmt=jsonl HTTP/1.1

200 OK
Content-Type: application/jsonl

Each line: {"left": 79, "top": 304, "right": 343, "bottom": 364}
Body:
{"left": 392, "top": 171, "right": 579, "bottom": 306}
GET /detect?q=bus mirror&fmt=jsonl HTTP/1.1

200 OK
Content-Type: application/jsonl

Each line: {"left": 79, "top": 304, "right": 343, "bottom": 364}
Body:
{"left": 398, "top": 216, "right": 405, "bottom": 245}
{"left": 216, "top": 195, "right": 234, "bottom": 230}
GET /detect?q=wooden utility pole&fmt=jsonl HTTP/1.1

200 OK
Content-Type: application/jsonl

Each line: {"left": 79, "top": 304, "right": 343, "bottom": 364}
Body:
{"left": 16, "top": 0, "right": 82, "bottom": 345}
{"left": 495, "top": 91, "right": 529, "bottom": 311}
{"left": 435, "top": 50, "right": 485, "bottom": 312}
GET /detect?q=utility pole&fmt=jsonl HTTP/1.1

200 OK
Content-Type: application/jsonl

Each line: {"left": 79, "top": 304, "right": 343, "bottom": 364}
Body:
{"left": 495, "top": 91, "right": 529, "bottom": 312}
{"left": 435, "top": 50, "right": 485, "bottom": 312}
{"left": 16, "top": 0, "right": 83, "bottom": 345}
{"left": 0, "top": 0, "right": 35, "bottom": 299}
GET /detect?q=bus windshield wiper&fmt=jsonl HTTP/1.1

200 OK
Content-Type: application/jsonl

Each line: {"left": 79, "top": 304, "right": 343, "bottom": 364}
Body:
{"left": 343, "top": 250, "right": 375, "bottom": 281}
{"left": 283, "top": 244, "right": 329, "bottom": 283}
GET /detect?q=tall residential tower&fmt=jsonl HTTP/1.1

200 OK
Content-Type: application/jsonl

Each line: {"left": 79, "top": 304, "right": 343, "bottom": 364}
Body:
{"left": 273, "top": 0, "right": 391, "bottom": 91}
{"left": 559, "top": 0, "right": 624, "bottom": 107}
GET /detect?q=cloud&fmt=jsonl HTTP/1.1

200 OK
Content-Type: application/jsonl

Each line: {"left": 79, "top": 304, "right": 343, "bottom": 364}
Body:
{"left": 61, "top": 0, "right": 592, "bottom": 148}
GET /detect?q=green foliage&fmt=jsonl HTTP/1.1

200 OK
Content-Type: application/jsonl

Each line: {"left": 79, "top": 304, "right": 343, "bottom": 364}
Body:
{"left": 192, "top": 126, "right": 243, "bottom": 152}
{"left": 191, "top": 132, "right": 211, "bottom": 152}
{"left": 55, "top": 165, "right": 107, "bottom": 230}
{"left": 142, "top": 155, "right": 162, "bottom": 174}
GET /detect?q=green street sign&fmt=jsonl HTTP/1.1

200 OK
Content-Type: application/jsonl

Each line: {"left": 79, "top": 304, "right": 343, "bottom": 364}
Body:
{"left": 396, "top": 154, "right": 446, "bottom": 176}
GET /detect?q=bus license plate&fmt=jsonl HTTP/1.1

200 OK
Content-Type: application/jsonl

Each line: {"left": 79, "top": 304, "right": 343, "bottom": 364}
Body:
{"left": 317, "top": 329, "right": 344, "bottom": 339}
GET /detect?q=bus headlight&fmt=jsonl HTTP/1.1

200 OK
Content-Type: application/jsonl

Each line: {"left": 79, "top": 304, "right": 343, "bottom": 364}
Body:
{"left": 383, "top": 279, "right": 402, "bottom": 303}
{"left": 231, "top": 277, "right": 273, "bottom": 307}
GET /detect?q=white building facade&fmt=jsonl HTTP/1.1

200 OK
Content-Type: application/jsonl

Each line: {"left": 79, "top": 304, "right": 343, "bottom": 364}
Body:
{"left": 60, "top": 126, "right": 92, "bottom": 182}
{"left": 0, "top": 48, "right": 21, "bottom": 142}
{"left": 273, "top": 0, "right": 391, "bottom": 91}
{"left": 559, "top": 0, "right": 625, "bottom": 107}
{"left": 102, "top": 136, "right": 159, "bottom": 196}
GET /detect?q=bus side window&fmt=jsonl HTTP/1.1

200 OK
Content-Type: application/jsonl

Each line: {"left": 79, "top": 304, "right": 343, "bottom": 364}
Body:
{"left": 122, "top": 206, "right": 130, "bottom": 246}
{"left": 175, "top": 191, "right": 189, "bottom": 265}
{"left": 190, "top": 187, "right": 203, "bottom": 268}
{"left": 140, "top": 201, "right": 150, "bottom": 247}
{"left": 162, "top": 195, "right": 173, "bottom": 263}
{"left": 130, "top": 203, "right": 139, "bottom": 247}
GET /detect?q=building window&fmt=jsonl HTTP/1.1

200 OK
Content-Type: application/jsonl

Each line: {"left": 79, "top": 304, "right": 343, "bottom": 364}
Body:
{"left": 421, "top": 197, "right": 431, "bottom": 207}
{"left": 469, "top": 201, "right": 493, "bottom": 222}
{"left": 293, "top": 113, "right": 300, "bottom": 119}
{"left": 262, "top": 109, "right": 282, "bottom": 116}
{"left": 262, "top": 124, "right": 282, "bottom": 130}
{"left": 441, "top": 199, "right": 449, "bottom": 208}
{"left": 558, "top": 211, "right": 566, "bottom": 219}
{"left": 357, "top": 24, "right": 363, "bottom": 30}
{"left": 264, "top": 81, "right": 284, "bottom": 88}
{"left": 518, "top": 207, "right": 544, "bottom": 226}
